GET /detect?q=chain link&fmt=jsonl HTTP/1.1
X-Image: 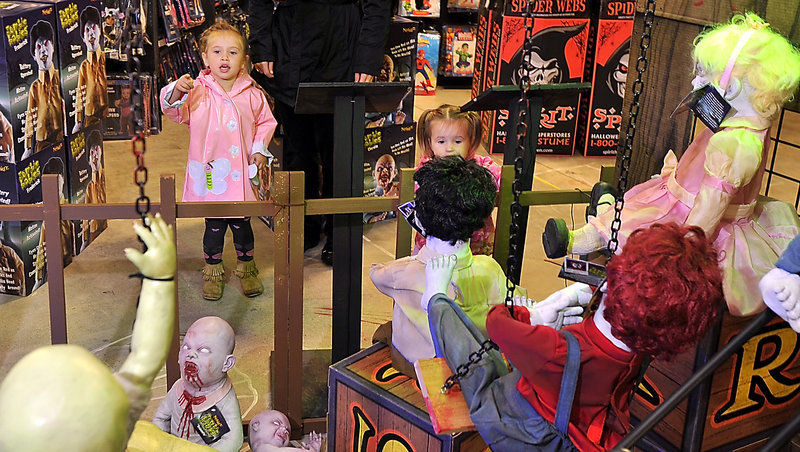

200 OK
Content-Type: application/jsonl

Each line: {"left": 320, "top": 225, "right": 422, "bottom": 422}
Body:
{"left": 123, "top": 3, "right": 150, "bottom": 225}
{"left": 504, "top": 0, "right": 535, "bottom": 313}
{"left": 607, "top": 0, "right": 656, "bottom": 257}
{"left": 441, "top": 3, "right": 535, "bottom": 394}
{"left": 441, "top": 339, "right": 498, "bottom": 393}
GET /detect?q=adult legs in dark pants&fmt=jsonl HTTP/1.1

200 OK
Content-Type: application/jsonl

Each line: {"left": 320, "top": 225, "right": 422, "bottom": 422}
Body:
{"left": 274, "top": 100, "right": 334, "bottom": 263}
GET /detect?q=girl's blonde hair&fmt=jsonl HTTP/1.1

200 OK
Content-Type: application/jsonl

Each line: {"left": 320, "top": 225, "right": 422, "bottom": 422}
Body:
{"left": 692, "top": 12, "right": 800, "bottom": 119}
{"left": 417, "top": 104, "right": 482, "bottom": 159}
{"left": 198, "top": 20, "right": 247, "bottom": 55}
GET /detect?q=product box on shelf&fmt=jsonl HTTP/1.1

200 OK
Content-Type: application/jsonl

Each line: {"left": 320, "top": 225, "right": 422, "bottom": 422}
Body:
{"left": 67, "top": 124, "right": 105, "bottom": 254}
{"left": 440, "top": 25, "right": 476, "bottom": 78}
{"left": 448, "top": 0, "right": 478, "bottom": 13}
{"left": 362, "top": 122, "right": 415, "bottom": 224}
{"left": 482, "top": 5, "right": 591, "bottom": 155}
{"left": 0, "top": 219, "right": 45, "bottom": 296}
{"left": 398, "top": 0, "right": 440, "bottom": 18}
{"left": 0, "top": 143, "right": 72, "bottom": 295}
{"left": 103, "top": 74, "right": 159, "bottom": 139}
{"left": 367, "top": 16, "right": 417, "bottom": 129}
{"left": 415, "top": 31, "right": 440, "bottom": 96}
{"left": 584, "top": 0, "right": 634, "bottom": 157}
{"left": 0, "top": 2, "right": 64, "bottom": 166}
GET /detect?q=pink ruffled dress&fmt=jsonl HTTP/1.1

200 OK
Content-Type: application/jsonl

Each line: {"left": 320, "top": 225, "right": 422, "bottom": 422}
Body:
{"left": 588, "top": 116, "right": 800, "bottom": 316}
{"left": 412, "top": 155, "right": 502, "bottom": 256}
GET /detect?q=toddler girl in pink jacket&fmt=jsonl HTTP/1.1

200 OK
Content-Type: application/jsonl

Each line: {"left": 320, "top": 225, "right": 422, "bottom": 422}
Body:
{"left": 160, "top": 21, "right": 277, "bottom": 300}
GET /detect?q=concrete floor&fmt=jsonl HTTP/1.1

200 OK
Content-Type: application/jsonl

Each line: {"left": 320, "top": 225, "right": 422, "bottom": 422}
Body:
{"left": 1, "top": 87, "right": 799, "bottom": 450}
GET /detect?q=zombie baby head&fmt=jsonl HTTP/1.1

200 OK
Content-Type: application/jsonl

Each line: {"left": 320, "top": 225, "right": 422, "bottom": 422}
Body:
{"left": 178, "top": 316, "right": 236, "bottom": 390}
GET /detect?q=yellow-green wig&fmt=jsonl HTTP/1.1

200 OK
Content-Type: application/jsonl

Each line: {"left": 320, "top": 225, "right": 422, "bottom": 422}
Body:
{"left": 692, "top": 12, "right": 800, "bottom": 119}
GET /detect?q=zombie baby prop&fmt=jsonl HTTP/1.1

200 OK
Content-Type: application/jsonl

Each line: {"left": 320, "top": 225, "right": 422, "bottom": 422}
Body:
{"left": 153, "top": 316, "right": 243, "bottom": 451}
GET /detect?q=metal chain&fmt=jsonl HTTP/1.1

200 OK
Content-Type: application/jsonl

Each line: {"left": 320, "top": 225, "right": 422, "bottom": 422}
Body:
{"left": 123, "top": 3, "right": 150, "bottom": 225}
{"left": 504, "top": 0, "right": 535, "bottom": 313}
{"left": 441, "top": 339, "right": 498, "bottom": 393}
{"left": 607, "top": 0, "right": 656, "bottom": 257}
{"left": 441, "top": 3, "right": 535, "bottom": 394}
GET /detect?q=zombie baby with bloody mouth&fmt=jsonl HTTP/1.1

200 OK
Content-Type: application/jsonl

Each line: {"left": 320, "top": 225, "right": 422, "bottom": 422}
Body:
{"left": 153, "top": 316, "right": 244, "bottom": 451}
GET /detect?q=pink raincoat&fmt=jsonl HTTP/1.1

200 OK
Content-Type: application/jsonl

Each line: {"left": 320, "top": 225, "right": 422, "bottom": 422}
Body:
{"left": 160, "top": 69, "right": 277, "bottom": 203}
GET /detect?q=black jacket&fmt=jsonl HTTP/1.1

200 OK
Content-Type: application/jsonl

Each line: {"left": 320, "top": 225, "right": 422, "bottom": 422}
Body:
{"left": 248, "top": 0, "right": 391, "bottom": 106}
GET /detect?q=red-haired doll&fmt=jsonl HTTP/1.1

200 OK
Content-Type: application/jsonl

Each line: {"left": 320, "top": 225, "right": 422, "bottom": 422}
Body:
{"left": 426, "top": 222, "right": 725, "bottom": 451}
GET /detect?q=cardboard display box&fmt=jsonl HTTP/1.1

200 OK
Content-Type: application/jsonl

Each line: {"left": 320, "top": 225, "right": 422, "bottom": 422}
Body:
{"left": 0, "top": 220, "right": 45, "bottom": 296}
{"left": 0, "top": 143, "right": 71, "bottom": 295}
{"left": 0, "top": 2, "right": 64, "bottom": 166}
{"left": 328, "top": 343, "right": 488, "bottom": 451}
{"left": 368, "top": 16, "right": 417, "bottom": 129}
{"left": 67, "top": 124, "right": 105, "bottom": 254}
{"left": 362, "top": 123, "right": 415, "bottom": 224}
{"left": 584, "top": 0, "right": 634, "bottom": 157}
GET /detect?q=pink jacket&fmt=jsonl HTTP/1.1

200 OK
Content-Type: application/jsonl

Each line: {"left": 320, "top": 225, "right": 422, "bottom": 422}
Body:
{"left": 160, "top": 69, "right": 277, "bottom": 203}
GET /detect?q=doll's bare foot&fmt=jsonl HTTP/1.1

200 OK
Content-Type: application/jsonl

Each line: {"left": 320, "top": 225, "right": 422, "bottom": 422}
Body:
{"left": 422, "top": 254, "right": 456, "bottom": 311}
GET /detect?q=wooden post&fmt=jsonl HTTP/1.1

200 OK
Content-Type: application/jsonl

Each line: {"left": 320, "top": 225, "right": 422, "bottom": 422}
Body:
{"left": 159, "top": 174, "right": 180, "bottom": 388}
{"left": 42, "top": 174, "right": 67, "bottom": 344}
{"left": 394, "top": 168, "right": 415, "bottom": 259}
{"left": 272, "top": 171, "right": 305, "bottom": 427}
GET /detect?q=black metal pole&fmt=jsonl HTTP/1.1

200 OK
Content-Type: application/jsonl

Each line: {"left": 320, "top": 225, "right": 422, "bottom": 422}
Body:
{"left": 760, "top": 411, "right": 800, "bottom": 452}
{"left": 612, "top": 309, "right": 776, "bottom": 451}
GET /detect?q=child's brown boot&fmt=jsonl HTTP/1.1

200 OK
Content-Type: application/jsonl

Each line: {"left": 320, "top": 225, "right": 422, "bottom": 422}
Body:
{"left": 202, "top": 262, "right": 225, "bottom": 300}
{"left": 235, "top": 260, "right": 263, "bottom": 297}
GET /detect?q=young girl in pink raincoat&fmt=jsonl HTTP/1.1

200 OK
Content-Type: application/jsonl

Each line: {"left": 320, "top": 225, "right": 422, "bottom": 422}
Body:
{"left": 160, "top": 21, "right": 277, "bottom": 301}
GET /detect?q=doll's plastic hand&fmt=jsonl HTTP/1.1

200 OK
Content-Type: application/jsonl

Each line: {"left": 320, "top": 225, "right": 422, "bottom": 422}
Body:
{"left": 422, "top": 254, "right": 456, "bottom": 311}
{"left": 123, "top": 214, "right": 175, "bottom": 280}
{"left": 527, "top": 283, "right": 591, "bottom": 328}
{"left": 760, "top": 267, "right": 800, "bottom": 332}
{"left": 174, "top": 73, "right": 194, "bottom": 93}
{"left": 304, "top": 431, "right": 322, "bottom": 452}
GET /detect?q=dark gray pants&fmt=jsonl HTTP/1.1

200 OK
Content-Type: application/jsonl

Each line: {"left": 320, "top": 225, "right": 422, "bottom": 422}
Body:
{"left": 427, "top": 296, "right": 578, "bottom": 452}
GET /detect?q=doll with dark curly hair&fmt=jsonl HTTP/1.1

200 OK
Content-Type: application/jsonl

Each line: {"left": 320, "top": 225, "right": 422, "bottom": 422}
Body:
{"left": 371, "top": 157, "right": 590, "bottom": 377}
{"left": 427, "top": 222, "right": 725, "bottom": 451}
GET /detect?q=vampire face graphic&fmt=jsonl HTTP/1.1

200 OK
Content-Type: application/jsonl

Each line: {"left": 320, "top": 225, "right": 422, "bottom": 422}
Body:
{"left": 511, "top": 23, "right": 586, "bottom": 86}
{"left": 81, "top": 6, "right": 102, "bottom": 53}
{"left": 30, "top": 21, "right": 55, "bottom": 71}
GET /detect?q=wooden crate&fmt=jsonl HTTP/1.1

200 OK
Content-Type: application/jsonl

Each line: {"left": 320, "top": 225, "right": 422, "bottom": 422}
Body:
{"left": 328, "top": 343, "right": 488, "bottom": 452}
{"left": 630, "top": 313, "right": 800, "bottom": 451}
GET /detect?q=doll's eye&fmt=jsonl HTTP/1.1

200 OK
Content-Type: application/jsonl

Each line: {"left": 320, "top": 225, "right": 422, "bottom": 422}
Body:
{"left": 199, "top": 347, "right": 210, "bottom": 353}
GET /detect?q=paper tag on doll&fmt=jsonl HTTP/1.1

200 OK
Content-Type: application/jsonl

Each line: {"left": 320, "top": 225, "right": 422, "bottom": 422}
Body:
{"left": 398, "top": 200, "right": 426, "bottom": 236}
{"left": 191, "top": 405, "right": 231, "bottom": 444}
{"left": 670, "top": 84, "right": 731, "bottom": 132}
{"left": 558, "top": 257, "right": 606, "bottom": 287}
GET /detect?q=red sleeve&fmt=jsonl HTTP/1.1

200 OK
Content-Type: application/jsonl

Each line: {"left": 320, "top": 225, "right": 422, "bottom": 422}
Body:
{"left": 486, "top": 305, "right": 560, "bottom": 380}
